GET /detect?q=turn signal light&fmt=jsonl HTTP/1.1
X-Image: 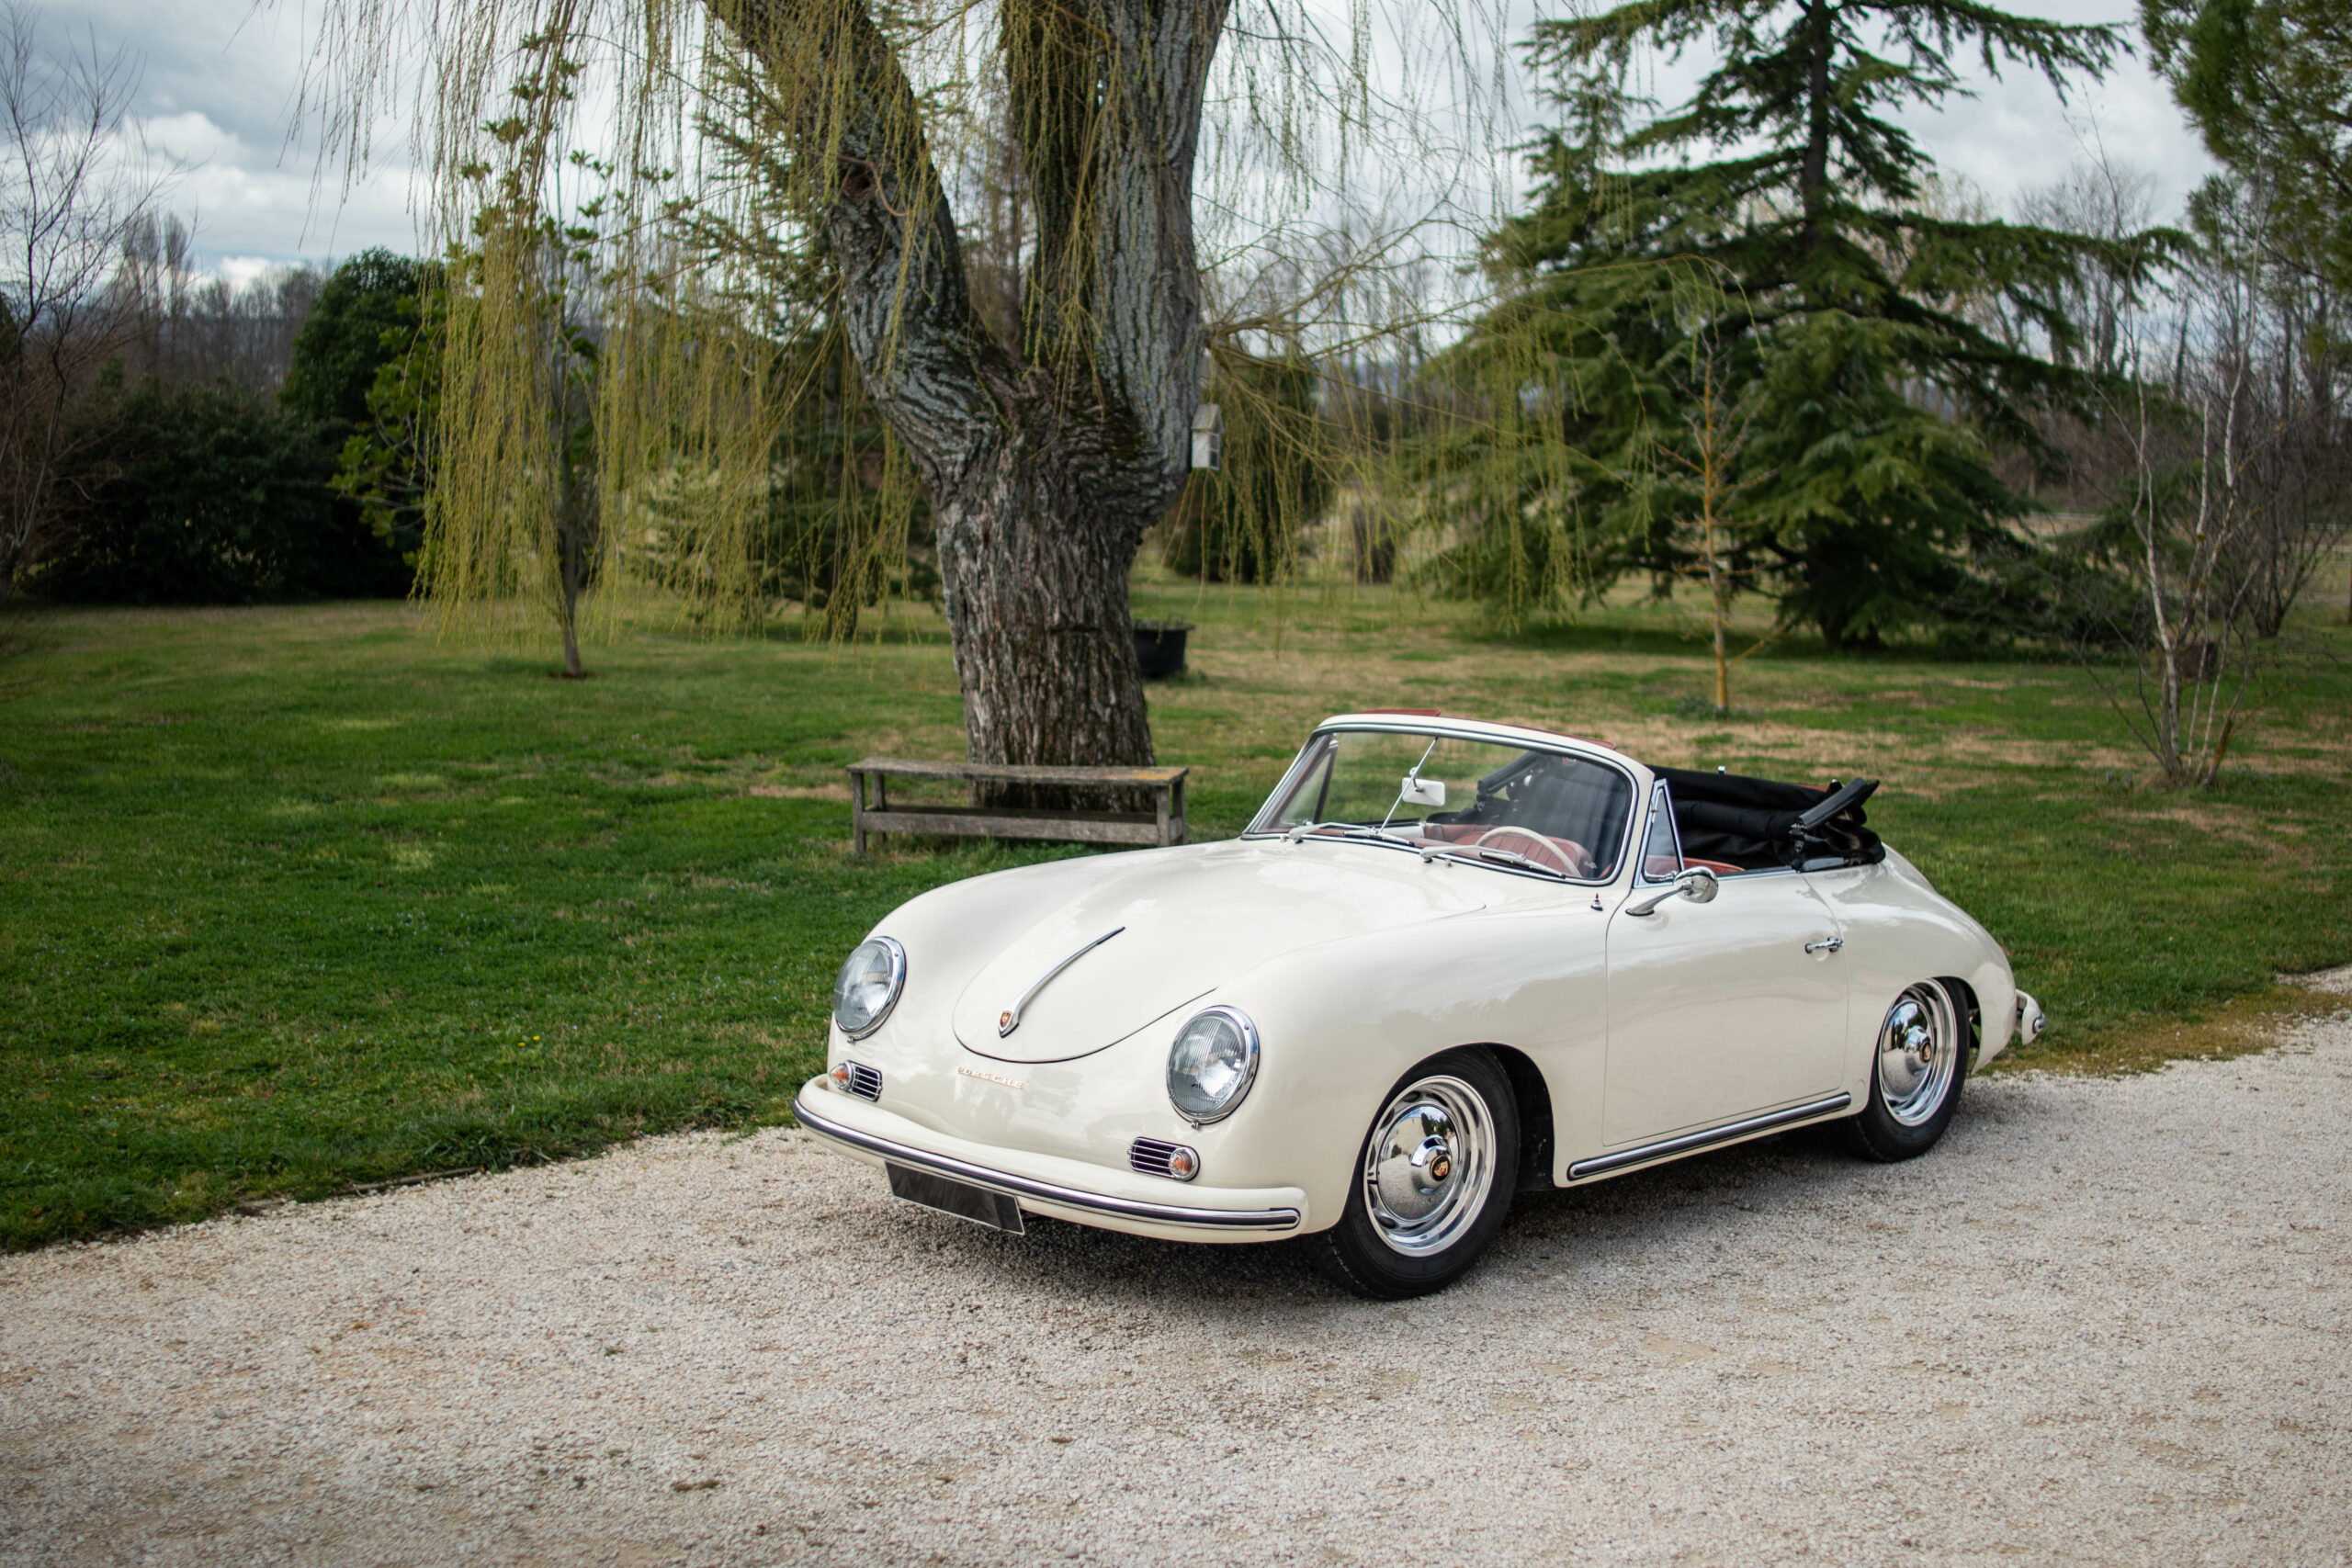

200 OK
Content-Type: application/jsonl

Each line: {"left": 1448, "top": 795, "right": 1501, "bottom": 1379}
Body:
{"left": 1129, "top": 1137, "right": 1199, "bottom": 1181}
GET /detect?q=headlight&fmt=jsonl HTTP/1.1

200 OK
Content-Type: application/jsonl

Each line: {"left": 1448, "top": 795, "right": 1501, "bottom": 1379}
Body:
{"left": 831, "top": 936, "right": 905, "bottom": 1038}
{"left": 1167, "top": 1007, "right": 1260, "bottom": 1123}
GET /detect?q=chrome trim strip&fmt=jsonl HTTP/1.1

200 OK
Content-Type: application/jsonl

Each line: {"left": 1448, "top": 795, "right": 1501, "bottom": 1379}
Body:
{"left": 999, "top": 926, "right": 1125, "bottom": 1037}
{"left": 792, "top": 1092, "right": 1301, "bottom": 1231}
{"left": 836, "top": 934, "right": 907, "bottom": 1040}
{"left": 1566, "top": 1091, "right": 1854, "bottom": 1180}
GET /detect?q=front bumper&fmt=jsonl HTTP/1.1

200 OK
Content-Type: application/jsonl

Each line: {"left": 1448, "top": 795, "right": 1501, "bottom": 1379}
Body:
{"left": 790, "top": 1082, "right": 1306, "bottom": 1242}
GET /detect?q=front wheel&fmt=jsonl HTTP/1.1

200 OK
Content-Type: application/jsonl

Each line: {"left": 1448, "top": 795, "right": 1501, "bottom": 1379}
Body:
{"left": 1307, "top": 1048, "right": 1519, "bottom": 1300}
{"left": 1843, "top": 980, "right": 1968, "bottom": 1162}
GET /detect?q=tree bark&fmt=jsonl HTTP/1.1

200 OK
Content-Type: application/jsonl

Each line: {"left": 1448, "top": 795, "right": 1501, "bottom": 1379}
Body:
{"left": 718, "top": 0, "right": 1222, "bottom": 770}
{"left": 1799, "top": 0, "right": 1834, "bottom": 244}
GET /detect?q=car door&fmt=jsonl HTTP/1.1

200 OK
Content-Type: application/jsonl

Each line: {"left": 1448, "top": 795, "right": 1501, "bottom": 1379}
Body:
{"left": 1601, "top": 781, "right": 1850, "bottom": 1146}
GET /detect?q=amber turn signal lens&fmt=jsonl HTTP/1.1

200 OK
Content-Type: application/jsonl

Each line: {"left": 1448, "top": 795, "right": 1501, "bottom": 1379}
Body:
{"left": 1167, "top": 1146, "right": 1199, "bottom": 1180}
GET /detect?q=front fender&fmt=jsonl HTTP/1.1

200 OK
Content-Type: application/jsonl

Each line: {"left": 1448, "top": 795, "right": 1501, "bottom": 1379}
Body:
{"left": 1205, "top": 897, "right": 1610, "bottom": 1215}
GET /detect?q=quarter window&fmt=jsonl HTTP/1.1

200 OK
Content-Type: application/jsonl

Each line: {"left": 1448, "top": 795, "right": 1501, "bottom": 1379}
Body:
{"left": 1639, "top": 781, "right": 1685, "bottom": 882}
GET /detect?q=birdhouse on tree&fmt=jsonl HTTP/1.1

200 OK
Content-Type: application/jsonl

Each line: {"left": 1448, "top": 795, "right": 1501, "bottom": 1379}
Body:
{"left": 1191, "top": 403, "right": 1223, "bottom": 471}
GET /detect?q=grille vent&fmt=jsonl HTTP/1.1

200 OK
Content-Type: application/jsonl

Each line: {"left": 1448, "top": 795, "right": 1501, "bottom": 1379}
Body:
{"left": 1128, "top": 1136, "right": 1195, "bottom": 1180}
{"left": 846, "top": 1063, "right": 884, "bottom": 1102}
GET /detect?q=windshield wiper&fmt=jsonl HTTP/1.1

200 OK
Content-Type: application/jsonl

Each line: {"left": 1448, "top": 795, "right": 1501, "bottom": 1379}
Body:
{"left": 1283, "top": 821, "right": 1414, "bottom": 848}
{"left": 1416, "top": 841, "right": 1572, "bottom": 880}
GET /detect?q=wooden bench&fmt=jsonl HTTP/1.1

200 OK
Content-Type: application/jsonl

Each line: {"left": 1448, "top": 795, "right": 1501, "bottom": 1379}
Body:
{"left": 846, "top": 758, "right": 1189, "bottom": 854}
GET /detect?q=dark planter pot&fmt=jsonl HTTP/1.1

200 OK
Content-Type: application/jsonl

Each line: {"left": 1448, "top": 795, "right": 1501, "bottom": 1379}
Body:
{"left": 1132, "top": 619, "right": 1194, "bottom": 679}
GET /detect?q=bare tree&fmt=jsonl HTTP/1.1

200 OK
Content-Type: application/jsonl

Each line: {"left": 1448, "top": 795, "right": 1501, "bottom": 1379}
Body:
{"left": 2093, "top": 268, "right": 2275, "bottom": 787}
{"left": 2191, "top": 175, "right": 2352, "bottom": 638}
{"left": 1655, "top": 341, "right": 1773, "bottom": 716}
{"left": 0, "top": 2, "right": 164, "bottom": 606}
{"left": 2014, "top": 154, "right": 2159, "bottom": 380}
{"left": 114, "top": 213, "right": 327, "bottom": 396}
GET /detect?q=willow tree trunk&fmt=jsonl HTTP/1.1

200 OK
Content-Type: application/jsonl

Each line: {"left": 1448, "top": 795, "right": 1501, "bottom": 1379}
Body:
{"left": 723, "top": 0, "right": 1219, "bottom": 770}
{"left": 936, "top": 444, "right": 1157, "bottom": 765}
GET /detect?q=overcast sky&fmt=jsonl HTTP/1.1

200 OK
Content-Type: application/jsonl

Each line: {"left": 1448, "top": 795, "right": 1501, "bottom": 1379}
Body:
{"left": 48, "top": 0, "right": 2215, "bottom": 282}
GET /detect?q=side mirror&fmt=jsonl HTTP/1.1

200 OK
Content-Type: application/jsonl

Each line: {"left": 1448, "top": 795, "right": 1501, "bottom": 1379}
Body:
{"left": 1399, "top": 774, "right": 1446, "bottom": 807}
{"left": 1624, "top": 865, "right": 1719, "bottom": 917}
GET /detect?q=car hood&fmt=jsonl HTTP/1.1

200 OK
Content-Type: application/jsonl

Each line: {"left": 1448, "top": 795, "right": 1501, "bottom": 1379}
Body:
{"left": 951, "top": 840, "right": 1502, "bottom": 1064}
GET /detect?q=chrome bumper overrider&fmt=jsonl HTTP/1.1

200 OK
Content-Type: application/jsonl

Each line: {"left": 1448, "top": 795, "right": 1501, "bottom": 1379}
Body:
{"left": 790, "top": 1090, "right": 1303, "bottom": 1233}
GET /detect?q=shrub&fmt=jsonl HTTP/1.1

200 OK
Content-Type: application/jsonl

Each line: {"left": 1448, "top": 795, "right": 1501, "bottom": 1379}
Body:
{"left": 29, "top": 374, "right": 409, "bottom": 604}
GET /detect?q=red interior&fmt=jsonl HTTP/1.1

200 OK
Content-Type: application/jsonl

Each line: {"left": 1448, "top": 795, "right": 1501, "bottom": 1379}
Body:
{"left": 1645, "top": 854, "right": 1745, "bottom": 879}
{"left": 1419, "top": 822, "right": 1594, "bottom": 877}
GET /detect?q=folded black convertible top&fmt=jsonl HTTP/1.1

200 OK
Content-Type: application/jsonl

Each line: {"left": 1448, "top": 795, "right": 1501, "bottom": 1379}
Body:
{"left": 1650, "top": 766, "right": 1884, "bottom": 871}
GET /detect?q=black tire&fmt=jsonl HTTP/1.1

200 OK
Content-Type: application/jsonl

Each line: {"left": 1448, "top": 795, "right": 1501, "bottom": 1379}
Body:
{"left": 1843, "top": 979, "right": 1969, "bottom": 1162}
{"left": 1308, "top": 1047, "right": 1520, "bottom": 1300}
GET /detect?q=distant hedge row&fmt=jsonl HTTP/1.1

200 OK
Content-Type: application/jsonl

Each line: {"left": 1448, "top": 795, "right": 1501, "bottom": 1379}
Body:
{"left": 23, "top": 249, "right": 423, "bottom": 606}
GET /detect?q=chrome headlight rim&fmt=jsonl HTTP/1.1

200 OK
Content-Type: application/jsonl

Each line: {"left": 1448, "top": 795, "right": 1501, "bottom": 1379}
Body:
{"left": 1166, "top": 1005, "right": 1261, "bottom": 1125}
{"left": 832, "top": 935, "right": 907, "bottom": 1040}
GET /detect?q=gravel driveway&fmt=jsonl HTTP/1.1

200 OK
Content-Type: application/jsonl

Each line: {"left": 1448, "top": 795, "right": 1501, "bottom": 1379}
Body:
{"left": 6, "top": 1010, "right": 2349, "bottom": 1568}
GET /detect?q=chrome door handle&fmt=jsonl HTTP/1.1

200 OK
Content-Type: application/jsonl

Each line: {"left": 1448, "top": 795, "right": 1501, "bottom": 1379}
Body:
{"left": 1804, "top": 936, "right": 1844, "bottom": 954}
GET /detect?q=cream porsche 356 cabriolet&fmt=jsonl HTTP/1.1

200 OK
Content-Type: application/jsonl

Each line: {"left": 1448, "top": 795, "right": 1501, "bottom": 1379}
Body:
{"left": 793, "top": 713, "right": 2044, "bottom": 1298}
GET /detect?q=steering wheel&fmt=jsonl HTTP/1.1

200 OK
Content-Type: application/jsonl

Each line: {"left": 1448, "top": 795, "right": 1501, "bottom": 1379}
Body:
{"left": 1473, "top": 825, "right": 1588, "bottom": 877}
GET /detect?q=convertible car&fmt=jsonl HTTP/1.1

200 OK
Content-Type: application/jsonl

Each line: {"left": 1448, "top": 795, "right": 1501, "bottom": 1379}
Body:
{"left": 794, "top": 713, "right": 2043, "bottom": 1298}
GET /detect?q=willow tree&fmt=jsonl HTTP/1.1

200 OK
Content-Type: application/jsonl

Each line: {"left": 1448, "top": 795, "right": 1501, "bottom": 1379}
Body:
{"left": 742, "top": 1, "right": 1224, "bottom": 764}
{"left": 311, "top": 0, "right": 1535, "bottom": 765}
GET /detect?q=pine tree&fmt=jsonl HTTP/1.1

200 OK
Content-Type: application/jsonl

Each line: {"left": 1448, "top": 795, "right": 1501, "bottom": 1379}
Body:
{"left": 2145, "top": 1, "right": 2352, "bottom": 295}
{"left": 1450, "top": 0, "right": 2141, "bottom": 648}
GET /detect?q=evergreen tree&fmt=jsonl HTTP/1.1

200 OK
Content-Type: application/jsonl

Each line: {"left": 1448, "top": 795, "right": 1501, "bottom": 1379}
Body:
{"left": 330, "top": 265, "right": 443, "bottom": 572}
{"left": 281, "top": 250, "right": 426, "bottom": 429}
{"left": 34, "top": 373, "right": 400, "bottom": 604}
{"left": 2145, "top": 1, "right": 2352, "bottom": 295}
{"left": 1442, "top": 0, "right": 2146, "bottom": 647}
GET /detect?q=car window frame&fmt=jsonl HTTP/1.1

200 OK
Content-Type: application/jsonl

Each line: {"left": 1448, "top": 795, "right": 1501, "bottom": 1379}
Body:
{"left": 1638, "top": 779, "right": 1687, "bottom": 884}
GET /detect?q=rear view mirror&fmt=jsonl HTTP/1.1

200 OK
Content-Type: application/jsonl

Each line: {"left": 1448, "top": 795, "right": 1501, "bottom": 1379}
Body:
{"left": 1400, "top": 775, "right": 1446, "bottom": 807}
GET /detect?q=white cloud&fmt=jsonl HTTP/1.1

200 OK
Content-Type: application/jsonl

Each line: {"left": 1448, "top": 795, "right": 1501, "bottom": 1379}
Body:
{"left": 120, "top": 107, "right": 421, "bottom": 265}
{"left": 48, "top": 0, "right": 423, "bottom": 274}
{"left": 49, "top": 0, "right": 2211, "bottom": 282}
{"left": 213, "top": 254, "right": 282, "bottom": 289}
{"left": 1904, "top": 43, "right": 2215, "bottom": 220}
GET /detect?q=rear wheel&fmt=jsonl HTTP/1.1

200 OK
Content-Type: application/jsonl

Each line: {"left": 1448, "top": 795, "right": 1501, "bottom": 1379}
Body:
{"left": 1308, "top": 1048, "right": 1519, "bottom": 1299}
{"left": 1843, "top": 980, "right": 1967, "bottom": 1161}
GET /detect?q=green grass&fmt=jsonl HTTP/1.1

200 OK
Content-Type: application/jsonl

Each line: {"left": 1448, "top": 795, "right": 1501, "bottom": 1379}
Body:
{"left": 3, "top": 576, "right": 2349, "bottom": 1248}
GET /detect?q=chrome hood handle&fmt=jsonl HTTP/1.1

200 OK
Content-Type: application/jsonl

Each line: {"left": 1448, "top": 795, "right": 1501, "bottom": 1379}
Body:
{"left": 998, "top": 926, "right": 1126, "bottom": 1037}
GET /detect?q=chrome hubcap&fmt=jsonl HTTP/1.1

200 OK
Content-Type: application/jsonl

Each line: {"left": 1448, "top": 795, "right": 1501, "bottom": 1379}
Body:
{"left": 1877, "top": 983, "right": 1960, "bottom": 1126}
{"left": 1363, "top": 1075, "right": 1496, "bottom": 1257}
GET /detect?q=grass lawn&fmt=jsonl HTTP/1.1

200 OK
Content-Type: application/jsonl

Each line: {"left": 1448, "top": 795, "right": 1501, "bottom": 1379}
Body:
{"left": 4, "top": 571, "right": 2348, "bottom": 1249}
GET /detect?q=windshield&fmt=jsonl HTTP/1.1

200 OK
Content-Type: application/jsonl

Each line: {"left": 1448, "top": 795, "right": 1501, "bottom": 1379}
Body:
{"left": 1254, "top": 729, "right": 1636, "bottom": 881}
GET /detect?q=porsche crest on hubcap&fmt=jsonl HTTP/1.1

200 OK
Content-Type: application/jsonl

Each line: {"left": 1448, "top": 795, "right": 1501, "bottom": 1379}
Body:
{"left": 1877, "top": 983, "right": 1960, "bottom": 1126}
{"left": 1363, "top": 1076, "right": 1496, "bottom": 1257}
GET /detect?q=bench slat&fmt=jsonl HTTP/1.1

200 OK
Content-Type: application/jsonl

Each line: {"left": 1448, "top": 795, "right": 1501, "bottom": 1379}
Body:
{"left": 845, "top": 756, "right": 1189, "bottom": 852}
{"left": 847, "top": 757, "right": 1187, "bottom": 785}
{"left": 857, "top": 808, "right": 1170, "bottom": 846}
